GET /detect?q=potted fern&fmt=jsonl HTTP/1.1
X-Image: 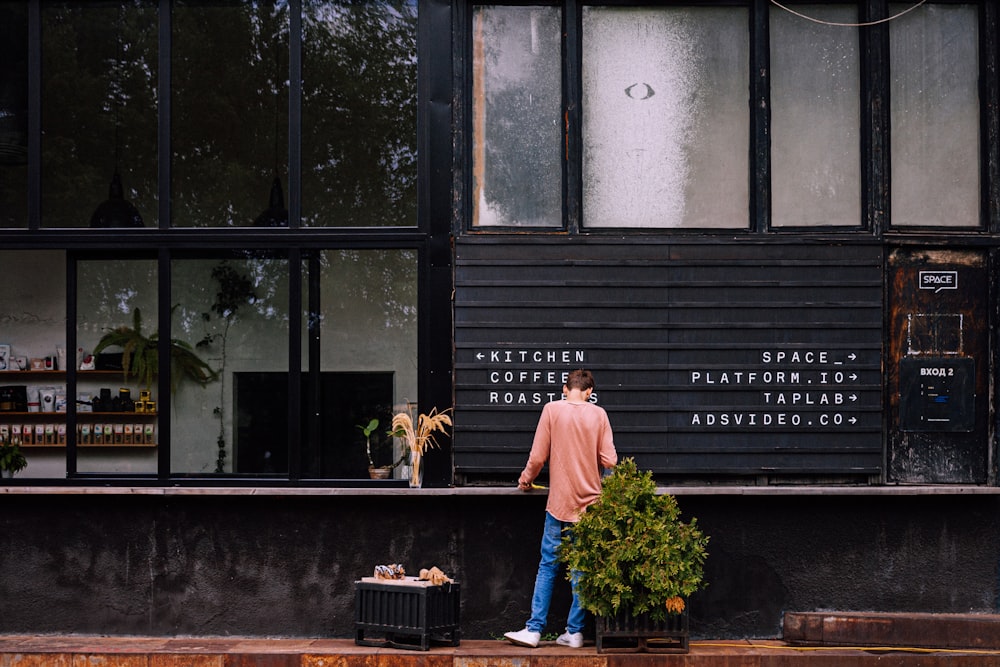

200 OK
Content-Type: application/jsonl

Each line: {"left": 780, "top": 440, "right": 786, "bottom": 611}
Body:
{"left": 92, "top": 307, "right": 217, "bottom": 391}
{"left": 557, "top": 458, "right": 709, "bottom": 653}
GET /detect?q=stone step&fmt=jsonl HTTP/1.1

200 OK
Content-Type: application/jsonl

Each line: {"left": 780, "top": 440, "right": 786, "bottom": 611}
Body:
{"left": 784, "top": 611, "right": 1000, "bottom": 650}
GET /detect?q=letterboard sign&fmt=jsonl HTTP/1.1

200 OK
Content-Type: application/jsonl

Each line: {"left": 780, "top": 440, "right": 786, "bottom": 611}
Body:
{"left": 453, "top": 239, "right": 883, "bottom": 483}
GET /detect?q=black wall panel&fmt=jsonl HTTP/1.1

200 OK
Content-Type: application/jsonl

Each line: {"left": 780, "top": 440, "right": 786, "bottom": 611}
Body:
{"left": 453, "top": 238, "right": 884, "bottom": 483}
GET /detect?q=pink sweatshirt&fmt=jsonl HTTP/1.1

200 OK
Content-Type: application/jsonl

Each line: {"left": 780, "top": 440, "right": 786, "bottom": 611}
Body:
{"left": 518, "top": 399, "right": 618, "bottom": 522}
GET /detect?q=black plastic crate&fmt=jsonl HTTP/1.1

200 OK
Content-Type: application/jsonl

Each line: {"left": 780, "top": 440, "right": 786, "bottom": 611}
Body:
{"left": 354, "top": 578, "right": 461, "bottom": 651}
{"left": 596, "top": 608, "right": 689, "bottom": 653}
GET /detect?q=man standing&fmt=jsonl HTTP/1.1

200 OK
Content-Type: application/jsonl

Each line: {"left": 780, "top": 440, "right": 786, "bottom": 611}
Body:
{"left": 504, "top": 369, "right": 618, "bottom": 648}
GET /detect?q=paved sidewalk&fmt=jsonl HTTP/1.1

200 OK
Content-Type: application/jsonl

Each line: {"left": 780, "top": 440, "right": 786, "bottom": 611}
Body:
{"left": 4, "top": 635, "right": 1000, "bottom": 666}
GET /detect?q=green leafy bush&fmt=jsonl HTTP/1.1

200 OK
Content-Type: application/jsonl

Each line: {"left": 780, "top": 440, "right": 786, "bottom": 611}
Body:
{"left": 0, "top": 437, "right": 27, "bottom": 475}
{"left": 558, "top": 458, "right": 709, "bottom": 621}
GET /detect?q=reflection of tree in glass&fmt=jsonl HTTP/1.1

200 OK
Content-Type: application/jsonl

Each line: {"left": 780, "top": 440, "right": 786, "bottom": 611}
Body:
{"left": 40, "top": 3, "right": 158, "bottom": 227}
{"left": 197, "top": 261, "right": 259, "bottom": 473}
{"left": 302, "top": 0, "right": 417, "bottom": 227}
{"left": 320, "top": 249, "right": 417, "bottom": 331}
{"left": 78, "top": 261, "right": 158, "bottom": 347}
{"left": 172, "top": 1, "right": 288, "bottom": 227}
{"left": 38, "top": 1, "right": 417, "bottom": 229}
{"left": 0, "top": 3, "right": 28, "bottom": 226}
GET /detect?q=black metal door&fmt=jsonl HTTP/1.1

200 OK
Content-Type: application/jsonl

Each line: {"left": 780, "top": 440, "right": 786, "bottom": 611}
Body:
{"left": 887, "top": 248, "right": 989, "bottom": 484}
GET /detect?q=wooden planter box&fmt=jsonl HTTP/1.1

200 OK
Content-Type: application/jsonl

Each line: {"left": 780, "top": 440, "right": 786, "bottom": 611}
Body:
{"left": 596, "top": 608, "right": 689, "bottom": 654}
{"left": 354, "top": 577, "right": 461, "bottom": 651}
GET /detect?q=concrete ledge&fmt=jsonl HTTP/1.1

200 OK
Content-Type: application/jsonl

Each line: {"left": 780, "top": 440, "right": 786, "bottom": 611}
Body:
{"left": 4, "top": 484, "right": 1000, "bottom": 497}
{"left": 784, "top": 612, "right": 1000, "bottom": 650}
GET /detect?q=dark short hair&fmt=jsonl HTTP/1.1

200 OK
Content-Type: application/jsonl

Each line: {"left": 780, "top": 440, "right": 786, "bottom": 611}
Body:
{"left": 566, "top": 369, "right": 594, "bottom": 391}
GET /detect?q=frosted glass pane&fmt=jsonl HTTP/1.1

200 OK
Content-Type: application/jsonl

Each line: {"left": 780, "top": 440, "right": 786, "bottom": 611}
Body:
{"left": 582, "top": 7, "right": 748, "bottom": 229}
{"left": 890, "top": 4, "right": 979, "bottom": 227}
{"left": 771, "top": 5, "right": 860, "bottom": 227}
{"left": 472, "top": 6, "right": 562, "bottom": 227}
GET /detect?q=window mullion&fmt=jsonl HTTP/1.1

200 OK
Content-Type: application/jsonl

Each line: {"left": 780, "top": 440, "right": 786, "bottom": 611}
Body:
{"left": 287, "top": 249, "right": 302, "bottom": 481}
{"left": 981, "top": 1, "right": 999, "bottom": 234}
{"left": 158, "top": 248, "right": 171, "bottom": 480}
{"left": 861, "top": 0, "right": 888, "bottom": 235}
{"left": 751, "top": 0, "right": 770, "bottom": 233}
{"left": 564, "top": 0, "right": 582, "bottom": 234}
{"left": 289, "top": 0, "right": 301, "bottom": 230}
{"left": 66, "top": 253, "right": 78, "bottom": 477}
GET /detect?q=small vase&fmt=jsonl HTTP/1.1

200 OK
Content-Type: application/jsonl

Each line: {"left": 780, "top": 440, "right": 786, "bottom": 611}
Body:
{"left": 1, "top": 470, "right": 12, "bottom": 479}
{"left": 409, "top": 450, "right": 423, "bottom": 488}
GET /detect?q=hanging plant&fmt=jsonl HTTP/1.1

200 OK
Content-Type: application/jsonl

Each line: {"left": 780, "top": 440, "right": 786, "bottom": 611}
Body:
{"left": 92, "top": 307, "right": 217, "bottom": 391}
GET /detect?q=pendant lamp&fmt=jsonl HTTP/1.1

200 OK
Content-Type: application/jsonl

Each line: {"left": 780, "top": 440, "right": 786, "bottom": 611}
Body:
{"left": 90, "top": 170, "right": 144, "bottom": 228}
{"left": 253, "top": 21, "right": 288, "bottom": 228}
{"left": 254, "top": 174, "right": 288, "bottom": 227}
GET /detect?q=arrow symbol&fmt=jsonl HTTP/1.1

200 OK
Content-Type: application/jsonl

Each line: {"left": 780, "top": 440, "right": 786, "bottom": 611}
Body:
{"left": 849, "top": 417, "right": 857, "bottom": 424}
{"left": 476, "top": 352, "right": 484, "bottom": 360}
{"left": 849, "top": 394, "right": 858, "bottom": 402}
{"left": 849, "top": 373, "right": 858, "bottom": 381}
{"left": 848, "top": 353, "right": 857, "bottom": 361}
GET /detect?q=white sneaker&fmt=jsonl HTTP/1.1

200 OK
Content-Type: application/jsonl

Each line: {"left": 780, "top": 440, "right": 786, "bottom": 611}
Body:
{"left": 556, "top": 631, "right": 584, "bottom": 648}
{"left": 504, "top": 628, "right": 541, "bottom": 648}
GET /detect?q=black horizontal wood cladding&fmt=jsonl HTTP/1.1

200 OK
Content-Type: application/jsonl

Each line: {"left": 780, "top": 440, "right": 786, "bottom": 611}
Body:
{"left": 453, "top": 239, "right": 883, "bottom": 483}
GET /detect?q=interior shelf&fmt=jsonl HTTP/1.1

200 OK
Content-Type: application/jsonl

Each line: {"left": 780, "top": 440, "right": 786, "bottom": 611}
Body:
{"left": 1, "top": 370, "right": 139, "bottom": 377}
{"left": 0, "top": 412, "right": 157, "bottom": 418}
{"left": 20, "top": 442, "right": 157, "bottom": 448}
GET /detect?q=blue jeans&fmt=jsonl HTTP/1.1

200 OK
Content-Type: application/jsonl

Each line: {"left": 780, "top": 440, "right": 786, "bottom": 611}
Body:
{"left": 526, "top": 512, "right": 586, "bottom": 634}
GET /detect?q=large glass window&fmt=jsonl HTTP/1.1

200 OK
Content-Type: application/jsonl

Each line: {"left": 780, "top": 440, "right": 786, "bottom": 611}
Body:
{"left": 581, "top": 6, "right": 748, "bottom": 228}
{"left": 41, "top": 1, "right": 158, "bottom": 229}
{"left": 471, "top": 5, "right": 562, "bottom": 228}
{"left": 0, "top": 0, "right": 430, "bottom": 484}
{"left": 301, "top": 0, "right": 418, "bottom": 227}
{"left": 770, "top": 4, "right": 860, "bottom": 227}
{"left": 0, "top": 250, "right": 66, "bottom": 479}
{"left": 76, "top": 258, "right": 159, "bottom": 475}
{"left": 890, "top": 3, "right": 979, "bottom": 227}
{"left": 0, "top": 0, "right": 438, "bottom": 480}
{"left": 169, "top": 257, "right": 290, "bottom": 474}
{"left": 0, "top": 2, "right": 28, "bottom": 228}
{"left": 301, "top": 249, "right": 418, "bottom": 478}
{"left": 172, "top": 1, "right": 289, "bottom": 228}
{"left": 0, "top": 247, "right": 419, "bottom": 481}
